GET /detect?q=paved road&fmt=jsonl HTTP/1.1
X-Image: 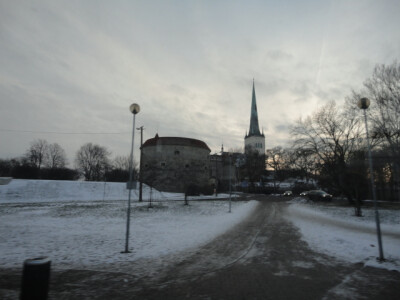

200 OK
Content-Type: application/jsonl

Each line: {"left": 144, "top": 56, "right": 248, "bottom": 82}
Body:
{"left": 1, "top": 195, "right": 399, "bottom": 299}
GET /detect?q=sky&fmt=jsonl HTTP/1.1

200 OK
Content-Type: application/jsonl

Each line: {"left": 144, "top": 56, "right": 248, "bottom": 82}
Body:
{"left": 1, "top": 0, "right": 399, "bottom": 166}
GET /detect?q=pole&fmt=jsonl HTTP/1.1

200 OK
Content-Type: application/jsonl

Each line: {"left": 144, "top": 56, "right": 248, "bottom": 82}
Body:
{"left": 363, "top": 109, "right": 384, "bottom": 261}
{"left": 215, "top": 158, "right": 218, "bottom": 196}
{"left": 124, "top": 113, "right": 136, "bottom": 253}
{"left": 137, "top": 126, "right": 144, "bottom": 202}
{"left": 229, "top": 155, "right": 232, "bottom": 213}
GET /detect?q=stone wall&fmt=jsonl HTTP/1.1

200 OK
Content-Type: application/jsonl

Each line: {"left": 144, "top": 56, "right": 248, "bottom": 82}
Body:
{"left": 141, "top": 143, "right": 210, "bottom": 193}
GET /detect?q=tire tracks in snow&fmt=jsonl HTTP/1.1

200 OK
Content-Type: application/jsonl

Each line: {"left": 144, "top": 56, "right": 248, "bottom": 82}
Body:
{"left": 149, "top": 199, "right": 277, "bottom": 286}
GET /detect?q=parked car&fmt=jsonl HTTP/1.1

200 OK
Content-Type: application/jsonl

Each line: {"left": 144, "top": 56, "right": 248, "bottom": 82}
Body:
{"left": 283, "top": 191, "right": 293, "bottom": 196}
{"left": 299, "top": 191, "right": 308, "bottom": 196}
{"left": 307, "top": 190, "right": 332, "bottom": 201}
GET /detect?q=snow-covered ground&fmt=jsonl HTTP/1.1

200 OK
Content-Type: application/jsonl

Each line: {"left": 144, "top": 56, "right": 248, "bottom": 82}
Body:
{"left": 1, "top": 180, "right": 399, "bottom": 275}
{"left": 286, "top": 198, "right": 400, "bottom": 272}
{"left": 0, "top": 179, "right": 234, "bottom": 203}
{"left": 0, "top": 179, "right": 256, "bottom": 273}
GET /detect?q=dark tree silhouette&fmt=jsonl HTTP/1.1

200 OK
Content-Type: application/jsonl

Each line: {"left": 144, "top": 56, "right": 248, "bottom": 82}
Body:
{"left": 75, "top": 143, "right": 111, "bottom": 181}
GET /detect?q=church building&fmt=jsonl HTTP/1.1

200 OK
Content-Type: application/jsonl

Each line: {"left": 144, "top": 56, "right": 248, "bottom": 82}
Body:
{"left": 244, "top": 80, "right": 265, "bottom": 155}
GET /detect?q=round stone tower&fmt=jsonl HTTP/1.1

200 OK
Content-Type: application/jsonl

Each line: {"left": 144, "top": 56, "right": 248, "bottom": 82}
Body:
{"left": 141, "top": 134, "right": 211, "bottom": 193}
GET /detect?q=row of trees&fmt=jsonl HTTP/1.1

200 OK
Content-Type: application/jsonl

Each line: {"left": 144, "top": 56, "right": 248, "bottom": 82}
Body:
{"left": 265, "top": 61, "right": 400, "bottom": 204}
{"left": 25, "top": 139, "right": 68, "bottom": 169}
{"left": 0, "top": 140, "right": 137, "bottom": 182}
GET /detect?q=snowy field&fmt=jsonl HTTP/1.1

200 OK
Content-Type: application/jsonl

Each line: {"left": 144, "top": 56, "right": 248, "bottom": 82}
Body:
{"left": 1, "top": 180, "right": 399, "bottom": 275}
{"left": 287, "top": 198, "right": 400, "bottom": 271}
{"left": 0, "top": 179, "right": 256, "bottom": 273}
{"left": 0, "top": 179, "right": 234, "bottom": 203}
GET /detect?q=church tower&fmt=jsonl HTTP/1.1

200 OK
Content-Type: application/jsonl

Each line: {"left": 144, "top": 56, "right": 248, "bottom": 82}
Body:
{"left": 244, "top": 80, "right": 265, "bottom": 155}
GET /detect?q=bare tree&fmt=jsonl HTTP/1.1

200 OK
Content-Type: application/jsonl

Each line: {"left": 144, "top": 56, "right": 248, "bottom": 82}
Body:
{"left": 104, "top": 155, "right": 138, "bottom": 182}
{"left": 351, "top": 61, "right": 400, "bottom": 200}
{"left": 266, "top": 146, "right": 288, "bottom": 184}
{"left": 75, "top": 143, "right": 111, "bottom": 181}
{"left": 112, "top": 155, "right": 138, "bottom": 171}
{"left": 366, "top": 62, "right": 400, "bottom": 149}
{"left": 45, "top": 143, "right": 67, "bottom": 168}
{"left": 288, "top": 148, "right": 316, "bottom": 183}
{"left": 26, "top": 139, "right": 49, "bottom": 170}
{"left": 241, "top": 146, "right": 265, "bottom": 189}
{"left": 291, "top": 101, "right": 366, "bottom": 207}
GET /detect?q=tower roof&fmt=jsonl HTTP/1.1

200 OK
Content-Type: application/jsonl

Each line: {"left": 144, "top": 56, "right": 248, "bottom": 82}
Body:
{"left": 247, "top": 80, "right": 263, "bottom": 137}
{"left": 142, "top": 135, "right": 211, "bottom": 152}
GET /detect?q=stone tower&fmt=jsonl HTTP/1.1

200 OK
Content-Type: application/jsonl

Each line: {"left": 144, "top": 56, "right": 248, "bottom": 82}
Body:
{"left": 244, "top": 80, "right": 265, "bottom": 155}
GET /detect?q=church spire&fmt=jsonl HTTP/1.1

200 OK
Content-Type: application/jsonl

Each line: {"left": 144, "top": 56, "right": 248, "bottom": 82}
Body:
{"left": 248, "top": 80, "right": 262, "bottom": 137}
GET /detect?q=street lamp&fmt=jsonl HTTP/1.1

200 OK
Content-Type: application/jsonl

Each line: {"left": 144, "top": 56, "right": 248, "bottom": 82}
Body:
{"left": 229, "top": 154, "right": 232, "bottom": 213}
{"left": 357, "top": 97, "right": 384, "bottom": 261}
{"left": 136, "top": 126, "right": 144, "bottom": 202}
{"left": 123, "top": 103, "right": 140, "bottom": 253}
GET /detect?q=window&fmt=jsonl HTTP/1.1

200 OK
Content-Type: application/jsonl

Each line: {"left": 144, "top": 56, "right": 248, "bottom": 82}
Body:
{"left": 161, "top": 162, "right": 166, "bottom": 167}
{"left": 174, "top": 150, "right": 180, "bottom": 155}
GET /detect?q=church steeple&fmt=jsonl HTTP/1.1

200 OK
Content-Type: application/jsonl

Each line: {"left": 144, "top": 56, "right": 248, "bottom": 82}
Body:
{"left": 244, "top": 79, "right": 266, "bottom": 156}
{"left": 247, "top": 79, "right": 263, "bottom": 137}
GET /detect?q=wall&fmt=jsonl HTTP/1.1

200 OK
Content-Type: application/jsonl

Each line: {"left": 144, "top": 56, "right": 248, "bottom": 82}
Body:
{"left": 142, "top": 144, "right": 210, "bottom": 193}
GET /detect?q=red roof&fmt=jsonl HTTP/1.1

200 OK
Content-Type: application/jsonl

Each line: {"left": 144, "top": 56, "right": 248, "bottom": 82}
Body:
{"left": 142, "top": 135, "right": 211, "bottom": 152}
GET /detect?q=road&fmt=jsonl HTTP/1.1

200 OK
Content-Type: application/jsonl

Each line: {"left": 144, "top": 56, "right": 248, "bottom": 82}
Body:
{"left": 1, "top": 195, "right": 399, "bottom": 299}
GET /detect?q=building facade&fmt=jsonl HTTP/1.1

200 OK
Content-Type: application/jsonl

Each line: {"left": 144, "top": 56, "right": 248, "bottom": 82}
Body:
{"left": 141, "top": 134, "right": 211, "bottom": 193}
{"left": 209, "top": 148, "right": 243, "bottom": 192}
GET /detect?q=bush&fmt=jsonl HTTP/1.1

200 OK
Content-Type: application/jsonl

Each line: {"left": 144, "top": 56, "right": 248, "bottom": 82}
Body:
{"left": 200, "top": 185, "right": 214, "bottom": 196}
{"left": 12, "top": 164, "right": 39, "bottom": 179}
{"left": 40, "top": 168, "right": 79, "bottom": 180}
{"left": 105, "top": 169, "right": 130, "bottom": 182}
{"left": 185, "top": 184, "right": 200, "bottom": 196}
{"left": 0, "top": 160, "right": 13, "bottom": 176}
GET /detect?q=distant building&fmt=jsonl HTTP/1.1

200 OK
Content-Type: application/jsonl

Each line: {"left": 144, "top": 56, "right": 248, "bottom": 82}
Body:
{"left": 244, "top": 80, "right": 265, "bottom": 156}
{"left": 209, "top": 146, "right": 243, "bottom": 192}
{"left": 141, "top": 134, "right": 211, "bottom": 193}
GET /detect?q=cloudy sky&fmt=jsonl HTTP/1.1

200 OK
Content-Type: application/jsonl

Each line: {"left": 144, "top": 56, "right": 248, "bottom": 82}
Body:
{"left": 1, "top": 0, "right": 399, "bottom": 165}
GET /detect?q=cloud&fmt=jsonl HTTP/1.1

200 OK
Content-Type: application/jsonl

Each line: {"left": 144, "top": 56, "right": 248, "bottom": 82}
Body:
{"left": 1, "top": 0, "right": 400, "bottom": 162}
{"left": 266, "top": 50, "right": 293, "bottom": 61}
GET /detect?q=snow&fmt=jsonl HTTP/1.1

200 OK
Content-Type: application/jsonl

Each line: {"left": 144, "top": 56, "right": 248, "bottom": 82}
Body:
{"left": 1, "top": 179, "right": 399, "bottom": 275}
{"left": 0, "top": 179, "right": 236, "bottom": 203}
{"left": 286, "top": 198, "right": 400, "bottom": 272}
{"left": 0, "top": 179, "right": 257, "bottom": 272}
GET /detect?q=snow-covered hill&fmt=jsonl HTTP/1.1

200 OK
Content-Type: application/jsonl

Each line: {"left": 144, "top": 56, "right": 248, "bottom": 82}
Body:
{"left": 0, "top": 179, "right": 230, "bottom": 203}
{"left": 0, "top": 179, "right": 255, "bottom": 274}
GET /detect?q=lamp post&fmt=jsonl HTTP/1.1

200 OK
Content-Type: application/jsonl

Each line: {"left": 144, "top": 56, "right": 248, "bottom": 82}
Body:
{"left": 229, "top": 154, "right": 232, "bottom": 213}
{"left": 358, "top": 97, "right": 384, "bottom": 261}
{"left": 136, "top": 126, "right": 144, "bottom": 202}
{"left": 123, "top": 103, "right": 140, "bottom": 253}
